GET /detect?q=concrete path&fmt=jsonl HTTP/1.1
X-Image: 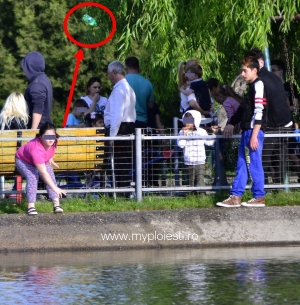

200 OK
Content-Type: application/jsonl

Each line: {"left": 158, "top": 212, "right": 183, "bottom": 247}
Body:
{"left": 1, "top": 206, "right": 300, "bottom": 253}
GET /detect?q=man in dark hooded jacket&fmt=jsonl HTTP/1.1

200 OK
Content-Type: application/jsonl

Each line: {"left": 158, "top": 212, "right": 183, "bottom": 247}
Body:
{"left": 22, "top": 51, "right": 53, "bottom": 129}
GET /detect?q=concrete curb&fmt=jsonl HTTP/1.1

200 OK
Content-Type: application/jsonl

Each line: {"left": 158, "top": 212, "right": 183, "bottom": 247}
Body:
{"left": 1, "top": 206, "right": 300, "bottom": 253}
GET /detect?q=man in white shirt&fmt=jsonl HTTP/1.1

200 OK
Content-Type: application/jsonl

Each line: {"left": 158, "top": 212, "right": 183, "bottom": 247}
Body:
{"left": 104, "top": 61, "right": 136, "bottom": 189}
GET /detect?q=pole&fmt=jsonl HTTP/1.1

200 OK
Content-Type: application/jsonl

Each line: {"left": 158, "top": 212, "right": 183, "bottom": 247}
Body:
{"left": 135, "top": 128, "right": 143, "bottom": 202}
{"left": 0, "top": 176, "right": 4, "bottom": 199}
{"left": 173, "top": 117, "right": 180, "bottom": 186}
{"left": 110, "top": 145, "right": 116, "bottom": 201}
{"left": 264, "top": 46, "right": 271, "bottom": 72}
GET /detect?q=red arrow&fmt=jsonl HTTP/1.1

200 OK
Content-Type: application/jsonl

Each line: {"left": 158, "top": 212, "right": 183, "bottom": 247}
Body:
{"left": 62, "top": 49, "right": 85, "bottom": 127}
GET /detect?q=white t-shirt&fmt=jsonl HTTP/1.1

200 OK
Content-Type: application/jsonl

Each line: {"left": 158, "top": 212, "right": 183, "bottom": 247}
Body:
{"left": 81, "top": 95, "right": 108, "bottom": 114}
{"left": 180, "top": 86, "right": 196, "bottom": 113}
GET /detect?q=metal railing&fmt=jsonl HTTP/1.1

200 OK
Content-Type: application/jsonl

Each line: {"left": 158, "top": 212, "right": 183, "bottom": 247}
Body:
{"left": 1, "top": 125, "right": 300, "bottom": 202}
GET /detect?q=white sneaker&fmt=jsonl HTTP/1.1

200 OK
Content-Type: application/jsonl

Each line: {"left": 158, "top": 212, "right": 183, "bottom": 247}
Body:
{"left": 27, "top": 207, "right": 38, "bottom": 215}
{"left": 53, "top": 206, "right": 64, "bottom": 213}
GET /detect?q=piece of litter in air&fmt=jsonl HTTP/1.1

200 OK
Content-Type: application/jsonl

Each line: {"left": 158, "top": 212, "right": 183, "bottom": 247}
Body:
{"left": 82, "top": 14, "right": 98, "bottom": 26}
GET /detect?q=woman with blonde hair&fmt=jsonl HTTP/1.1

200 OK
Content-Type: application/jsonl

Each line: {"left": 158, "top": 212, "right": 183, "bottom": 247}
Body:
{"left": 178, "top": 59, "right": 201, "bottom": 88}
{"left": 0, "top": 92, "right": 29, "bottom": 130}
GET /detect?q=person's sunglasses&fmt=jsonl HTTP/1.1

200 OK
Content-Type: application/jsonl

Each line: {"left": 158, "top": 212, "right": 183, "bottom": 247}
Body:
{"left": 183, "top": 118, "right": 194, "bottom": 124}
{"left": 185, "top": 72, "right": 196, "bottom": 77}
{"left": 42, "top": 135, "right": 56, "bottom": 140}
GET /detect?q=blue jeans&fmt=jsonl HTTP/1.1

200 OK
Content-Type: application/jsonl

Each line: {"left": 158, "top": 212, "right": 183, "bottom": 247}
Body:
{"left": 231, "top": 129, "right": 266, "bottom": 198}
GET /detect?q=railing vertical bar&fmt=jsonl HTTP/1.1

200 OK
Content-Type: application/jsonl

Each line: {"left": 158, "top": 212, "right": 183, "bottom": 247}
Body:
{"left": 135, "top": 128, "right": 142, "bottom": 202}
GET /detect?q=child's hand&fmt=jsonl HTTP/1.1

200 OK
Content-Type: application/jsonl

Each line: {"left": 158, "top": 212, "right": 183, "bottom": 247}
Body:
{"left": 49, "top": 158, "right": 59, "bottom": 168}
{"left": 180, "top": 86, "right": 194, "bottom": 96}
{"left": 211, "top": 126, "right": 219, "bottom": 134}
{"left": 182, "top": 125, "right": 192, "bottom": 135}
{"left": 92, "top": 93, "right": 100, "bottom": 103}
{"left": 77, "top": 122, "right": 87, "bottom": 128}
{"left": 180, "top": 86, "right": 186, "bottom": 93}
{"left": 84, "top": 94, "right": 100, "bottom": 116}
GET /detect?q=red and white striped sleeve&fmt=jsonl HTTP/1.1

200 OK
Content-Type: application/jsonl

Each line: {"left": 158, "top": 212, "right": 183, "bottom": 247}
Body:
{"left": 253, "top": 80, "right": 266, "bottom": 125}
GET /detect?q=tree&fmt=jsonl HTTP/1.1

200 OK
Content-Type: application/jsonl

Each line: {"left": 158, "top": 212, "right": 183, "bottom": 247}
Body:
{"left": 0, "top": 0, "right": 120, "bottom": 126}
{"left": 115, "top": 0, "right": 300, "bottom": 120}
{"left": 0, "top": 0, "right": 299, "bottom": 127}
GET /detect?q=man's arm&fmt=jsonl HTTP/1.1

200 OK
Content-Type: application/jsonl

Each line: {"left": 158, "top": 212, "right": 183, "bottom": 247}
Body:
{"left": 155, "top": 114, "right": 164, "bottom": 131}
{"left": 29, "top": 83, "right": 47, "bottom": 129}
{"left": 109, "top": 89, "right": 125, "bottom": 136}
{"left": 31, "top": 113, "right": 42, "bottom": 129}
{"left": 147, "top": 101, "right": 154, "bottom": 109}
{"left": 147, "top": 82, "right": 155, "bottom": 108}
{"left": 250, "top": 80, "right": 266, "bottom": 150}
{"left": 228, "top": 105, "right": 243, "bottom": 126}
{"left": 250, "top": 124, "right": 261, "bottom": 150}
{"left": 188, "top": 98, "right": 210, "bottom": 115}
{"left": 223, "top": 102, "right": 244, "bottom": 138}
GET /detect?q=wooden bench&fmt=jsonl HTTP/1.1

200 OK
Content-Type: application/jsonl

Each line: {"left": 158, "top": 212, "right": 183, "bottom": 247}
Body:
{"left": 0, "top": 127, "right": 106, "bottom": 201}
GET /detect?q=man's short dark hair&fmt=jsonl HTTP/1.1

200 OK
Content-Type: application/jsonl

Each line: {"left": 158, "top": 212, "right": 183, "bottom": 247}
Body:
{"left": 246, "top": 48, "right": 264, "bottom": 61}
{"left": 125, "top": 56, "right": 140, "bottom": 70}
{"left": 271, "top": 59, "right": 285, "bottom": 72}
{"left": 242, "top": 56, "right": 260, "bottom": 71}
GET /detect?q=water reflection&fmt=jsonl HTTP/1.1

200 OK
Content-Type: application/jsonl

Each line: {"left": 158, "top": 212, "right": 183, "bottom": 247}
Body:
{"left": 0, "top": 247, "right": 300, "bottom": 304}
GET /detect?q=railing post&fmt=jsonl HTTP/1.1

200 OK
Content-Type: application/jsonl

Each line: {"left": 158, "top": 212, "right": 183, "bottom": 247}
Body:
{"left": 173, "top": 117, "right": 180, "bottom": 186}
{"left": 135, "top": 128, "right": 142, "bottom": 202}
{"left": 214, "top": 136, "right": 221, "bottom": 190}
{"left": 16, "top": 175, "right": 22, "bottom": 203}
{"left": 110, "top": 144, "right": 117, "bottom": 201}
{"left": 0, "top": 176, "right": 4, "bottom": 199}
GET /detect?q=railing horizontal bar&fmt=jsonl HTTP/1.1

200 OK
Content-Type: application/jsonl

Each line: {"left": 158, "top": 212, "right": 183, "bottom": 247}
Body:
{"left": 0, "top": 132, "right": 299, "bottom": 142}
{"left": 1, "top": 184, "right": 300, "bottom": 196}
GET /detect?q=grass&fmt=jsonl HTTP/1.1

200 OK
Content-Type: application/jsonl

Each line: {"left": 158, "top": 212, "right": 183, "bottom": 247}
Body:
{"left": 1, "top": 189, "right": 300, "bottom": 215}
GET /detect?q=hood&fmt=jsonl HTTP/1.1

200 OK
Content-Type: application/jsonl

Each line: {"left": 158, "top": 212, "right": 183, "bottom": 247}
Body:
{"left": 182, "top": 110, "right": 202, "bottom": 128}
{"left": 21, "top": 51, "right": 45, "bottom": 82}
{"left": 182, "top": 110, "right": 213, "bottom": 128}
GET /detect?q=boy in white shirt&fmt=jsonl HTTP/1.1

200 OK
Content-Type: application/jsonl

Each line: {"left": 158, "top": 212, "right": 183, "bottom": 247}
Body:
{"left": 177, "top": 110, "right": 215, "bottom": 187}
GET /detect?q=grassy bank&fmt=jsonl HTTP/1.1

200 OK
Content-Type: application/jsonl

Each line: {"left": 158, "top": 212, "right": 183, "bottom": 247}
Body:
{"left": 0, "top": 190, "right": 300, "bottom": 214}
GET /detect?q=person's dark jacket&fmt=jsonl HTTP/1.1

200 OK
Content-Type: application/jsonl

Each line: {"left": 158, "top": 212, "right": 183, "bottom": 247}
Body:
{"left": 240, "top": 78, "right": 267, "bottom": 132}
{"left": 258, "top": 67, "right": 292, "bottom": 127}
{"left": 229, "top": 67, "right": 292, "bottom": 128}
{"left": 22, "top": 52, "right": 53, "bottom": 128}
{"left": 190, "top": 79, "right": 211, "bottom": 114}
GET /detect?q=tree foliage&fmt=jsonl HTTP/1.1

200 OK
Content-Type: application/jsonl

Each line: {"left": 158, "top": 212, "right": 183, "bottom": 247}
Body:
{"left": 0, "top": 0, "right": 299, "bottom": 127}
{"left": 115, "top": 0, "right": 300, "bottom": 122}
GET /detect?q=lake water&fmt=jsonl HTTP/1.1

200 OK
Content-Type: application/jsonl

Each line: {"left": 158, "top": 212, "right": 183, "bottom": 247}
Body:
{"left": 0, "top": 246, "right": 300, "bottom": 304}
